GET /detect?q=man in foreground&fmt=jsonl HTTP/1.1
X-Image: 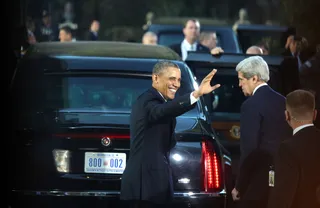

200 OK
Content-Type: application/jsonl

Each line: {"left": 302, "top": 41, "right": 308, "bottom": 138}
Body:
{"left": 231, "top": 56, "right": 291, "bottom": 208}
{"left": 120, "top": 61, "right": 221, "bottom": 208}
{"left": 268, "top": 89, "right": 320, "bottom": 208}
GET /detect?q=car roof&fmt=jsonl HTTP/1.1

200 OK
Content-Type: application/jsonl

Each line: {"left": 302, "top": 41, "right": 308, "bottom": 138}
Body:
{"left": 28, "top": 55, "right": 188, "bottom": 73}
{"left": 236, "top": 24, "right": 288, "bottom": 32}
{"left": 19, "top": 41, "right": 189, "bottom": 73}
{"left": 148, "top": 24, "right": 234, "bottom": 33}
{"left": 151, "top": 16, "right": 229, "bottom": 26}
{"left": 185, "top": 52, "right": 285, "bottom": 67}
{"left": 24, "top": 41, "right": 182, "bottom": 60}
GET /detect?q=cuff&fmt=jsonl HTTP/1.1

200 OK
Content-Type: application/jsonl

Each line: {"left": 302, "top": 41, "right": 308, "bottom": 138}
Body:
{"left": 190, "top": 92, "right": 199, "bottom": 105}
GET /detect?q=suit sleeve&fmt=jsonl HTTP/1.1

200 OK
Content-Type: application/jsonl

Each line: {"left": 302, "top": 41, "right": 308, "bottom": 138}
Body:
{"left": 268, "top": 144, "right": 299, "bottom": 208}
{"left": 235, "top": 100, "right": 262, "bottom": 190}
{"left": 145, "top": 94, "right": 196, "bottom": 123}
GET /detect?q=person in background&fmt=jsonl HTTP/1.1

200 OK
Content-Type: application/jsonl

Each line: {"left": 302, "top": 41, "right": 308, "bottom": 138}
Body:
{"left": 299, "top": 47, "right": 320, "bottom": 128}
{"left": 59, "top": 26, "right": 73, "bottom": 42}
{"left": 246, "top": 46, "right": 263, "bottom": 55}
{"left": 86, "top": 20, "right": 100, "bottom": 41}
{"left": 26, "top": 17, "right": 36, "bottom": 44}
{"left": 34, "top": 10, "right": 58, "bottom": 42}
{"left": 199, "top": 31, "right": 217, "bottom": 51}
{"left": 142, "top": 31, "right": 157, "bottom": 45}
{"left": 199, "top": 31, "right": 224, "bottom": 55}
{"left": 169, "top": 19, "right": 209, "bottom": 60}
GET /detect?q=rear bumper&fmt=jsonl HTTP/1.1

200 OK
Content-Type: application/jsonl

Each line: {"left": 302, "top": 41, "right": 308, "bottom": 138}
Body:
{"left": 10, "top": 189, "right": 226, "bottom": 208}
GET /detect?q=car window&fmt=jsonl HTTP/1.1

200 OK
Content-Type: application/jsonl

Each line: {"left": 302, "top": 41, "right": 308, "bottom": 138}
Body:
{"left": 11, "top": 69, "right": 199, "bottom": 125}
{"left": 158, "top": 31, "right": 222, "bottom": 48}
{"left": 193, "top": 68, "right": 247, "bottom": 114}
{"left": 237, "top": 30, "right": 286, "bottom": 55}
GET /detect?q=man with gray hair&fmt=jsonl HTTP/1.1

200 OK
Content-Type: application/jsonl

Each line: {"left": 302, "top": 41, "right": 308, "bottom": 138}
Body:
{"left": 231, "top": 56, "right": 291, "bottom": 208}
{"left": 142, "top": 31, "right": 158, "bottom": 45}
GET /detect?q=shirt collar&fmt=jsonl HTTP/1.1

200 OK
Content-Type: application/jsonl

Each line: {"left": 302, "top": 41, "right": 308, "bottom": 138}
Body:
{"left": 293, "top": 124, "right": 314, "bottom": 135}
{"left": 157, "top": 91, "right": 167, "bottom": 102}
{"left": 182, "top": 39, "right": 197, "bottom": 50}
{"left": 252, "top": 83, "right": 268, "bottom": 95}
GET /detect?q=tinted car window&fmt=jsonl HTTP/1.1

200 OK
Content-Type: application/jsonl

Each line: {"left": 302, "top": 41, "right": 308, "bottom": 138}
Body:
{"left": 159, "top": 32, "right": 222, "bottom": 48}
{"left": 11, "top": 69, "right": 199, "bottom": 125}
{"left": 237, "top": 30, "right": 286, "bottom": 55}
{"left": 194, "top": 68, "right": 247, "bottom": 113}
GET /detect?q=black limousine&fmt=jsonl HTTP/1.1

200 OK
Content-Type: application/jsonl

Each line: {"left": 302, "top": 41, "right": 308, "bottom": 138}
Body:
{"left": 9, "top": 41, "right": 232, "bottom": 208}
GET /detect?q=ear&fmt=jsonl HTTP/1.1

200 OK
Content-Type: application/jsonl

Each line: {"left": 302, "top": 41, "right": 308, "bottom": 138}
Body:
{"left": 285, "top": 110, "right": 290, "bottom": 122}
{"left": 252, "top": 75, "right": 259, "bottom": 83}
{"left": 152, "top": 74, "right": 158, "bottom": 83}
{"left": 313, "top": 109, "right": 318, "bottom": 122}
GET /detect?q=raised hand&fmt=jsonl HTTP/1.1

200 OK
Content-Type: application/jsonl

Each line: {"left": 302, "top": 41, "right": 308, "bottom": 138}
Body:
{"left": 192, "top": 69, "right": 221, "bottom": 98}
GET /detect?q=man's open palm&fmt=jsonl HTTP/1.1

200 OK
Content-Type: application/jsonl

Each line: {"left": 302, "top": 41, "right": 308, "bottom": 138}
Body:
{"left": 198, "top": 69, "right": 221, "bottom": 95}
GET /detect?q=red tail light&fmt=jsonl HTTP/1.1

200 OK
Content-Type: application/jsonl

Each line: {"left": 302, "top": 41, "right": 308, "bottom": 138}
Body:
{"left": 53, "top": 133, "right": 130, "bottom": 139}
{"left": 202, "top": 140, "right": 220, "bottom": 192}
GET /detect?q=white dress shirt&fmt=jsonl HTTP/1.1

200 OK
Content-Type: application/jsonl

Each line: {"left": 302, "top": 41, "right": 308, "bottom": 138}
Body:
{"left": 158, "top": 91, "right": 198, "bottom": 104}
{"left": 181, "top": 39, "right": 197, "bottom": 61}
{"left": 293, "top": 124, "right": 314, "bottom": 135}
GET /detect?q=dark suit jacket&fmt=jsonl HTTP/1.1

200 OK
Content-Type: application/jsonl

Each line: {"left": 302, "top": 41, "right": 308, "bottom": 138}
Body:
{"left": 279, "top": 56, "right": 301, "bottom": 96}
{"left": 268, "top": 126, "right": 320, "bottom": 208}
{"left": 120, "top": 87, "right": 196, "bottom": 204}
{"left": 300, "top": 53, "right": 320, "bottom": 128}
{"left": 236, "top": 85, "right": 292, "bottom": 201}
{"left": 85, "top": 31, "right": 99, "bottom": 40}
{"left": 169, "top": 42, "right": 210, "bottom": 58}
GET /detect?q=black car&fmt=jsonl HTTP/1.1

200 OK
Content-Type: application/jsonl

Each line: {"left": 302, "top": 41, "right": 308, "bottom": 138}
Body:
{"left": 185, "top": 51, "right": 292, "bottom": 178}
{"left": 9, "top": 41, "right": 232, "bottom": 208}
{"left": 146, "top": 20, "right": 241, "bottom": 54}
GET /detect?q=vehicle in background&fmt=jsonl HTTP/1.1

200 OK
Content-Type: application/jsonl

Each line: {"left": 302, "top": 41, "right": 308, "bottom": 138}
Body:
{"left": 9, "top": 41, "right": 233, "bottom": 208}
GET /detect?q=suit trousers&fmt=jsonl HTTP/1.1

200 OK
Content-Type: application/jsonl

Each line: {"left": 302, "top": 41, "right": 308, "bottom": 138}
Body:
{"left": 237, "top": 199, "right": 268, "bottom": 208}
{"left": 129, "top": 200, "right": 169, "bottom": 208}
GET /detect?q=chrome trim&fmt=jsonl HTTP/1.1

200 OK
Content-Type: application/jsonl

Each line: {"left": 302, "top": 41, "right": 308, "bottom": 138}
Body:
{"left": 224, "top": 161, "right": 231, "bottom": 166}
{"left": 11, "top": 189, "right": 226, "bottom": 199}
{"left": 113, "top": 148, "right": 130, "bottom": 151}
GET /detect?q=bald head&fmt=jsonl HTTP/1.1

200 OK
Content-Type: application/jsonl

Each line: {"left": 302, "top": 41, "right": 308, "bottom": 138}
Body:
{"left": 246, "top": 46, "right": 263, "bottom": 55}
{"left": 142, "top": 31, "right": 157, "bottom": 45}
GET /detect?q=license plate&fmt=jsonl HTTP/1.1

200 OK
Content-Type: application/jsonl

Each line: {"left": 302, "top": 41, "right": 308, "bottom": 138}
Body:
{"left": 84, "top": 152, "right": 126, "bottom": 174}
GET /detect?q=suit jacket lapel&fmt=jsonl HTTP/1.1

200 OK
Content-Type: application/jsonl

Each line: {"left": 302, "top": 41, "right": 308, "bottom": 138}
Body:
{"left": 149, "top": 87, "right": 166, "bottom": 103}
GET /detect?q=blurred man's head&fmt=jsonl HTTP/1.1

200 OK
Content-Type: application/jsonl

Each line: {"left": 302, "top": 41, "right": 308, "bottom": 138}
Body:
{"left": 42, "top": 10, "right": 51, "bottom": 25}
{"left": 286, "top": 35, "right": 308, "bottom": 54}
{"left": 152, "top": 61, "right": 181, "bottom": 100}
{"left": 142, "top": 31, "right": 157, "bottom": 45}
{"left": 285, "top": 90, "right": 317, "bottom": 128}
{"left": 183, "top": 19, "right": 200, "bottom": 44}
{"left": 199, "top": 31, "right": 217, "bottom": 50}
{"left": 246, "top": 46, "right": 263, "bottom": 55}
{"left": 90, "top": 20, "right": 100, "bottom": 32}
{"left": 59, "top": 26, "right": 73, "bottom": 42}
